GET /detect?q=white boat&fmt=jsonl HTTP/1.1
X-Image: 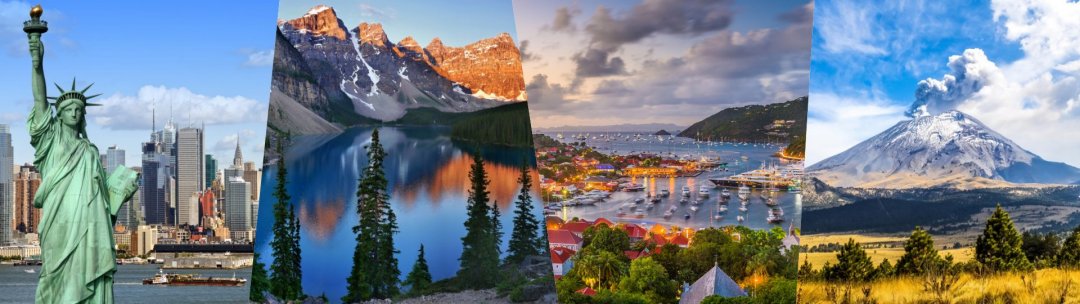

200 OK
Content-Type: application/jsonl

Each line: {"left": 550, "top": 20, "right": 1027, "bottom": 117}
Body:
{"left": 633, "top": 210, "right": 647, "bottom": 218}
{"left": 690, "top": 205, "right": 699, "bottom": 212}
{"left": 682, "top": 186, "right": 691, "bottom": 197}
{"left": 698, "top": 185, "right": 711, "bottom": 198}
{"left": 679, "top": 198, "right": 689, "bottom": 205}
{"left": 634, "top": 198, "right": 646, "bottom": 204}
{"left": 737, "top": 215, "right": 745, "bottom": 222}
{"left": 24, "top": 269, "right": 35, "bottom": 274}
{"left": 737, "top": 185, "right": 750, "bottom": 200}
{"left": 660, "top": 189, "right": 670, "bottom": 197}
{"left": 765, "top": 197, "right": 778, "bottom": 207}
{"left": 738, "top": 205, "right": 748, "bottom": 212}
{"left": 720, "top": 188, "right": 731, "bottom": 198}
{"left": 717, "top": 205, "right": 728, "bottom": 213}
{"left": 767, "top": 213, "right": 784, "bottom": 223}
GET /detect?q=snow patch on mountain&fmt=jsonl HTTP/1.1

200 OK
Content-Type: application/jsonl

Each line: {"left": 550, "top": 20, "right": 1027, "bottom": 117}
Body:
{"left": 809, "top": 110, "right": 1080, "bottom": 188}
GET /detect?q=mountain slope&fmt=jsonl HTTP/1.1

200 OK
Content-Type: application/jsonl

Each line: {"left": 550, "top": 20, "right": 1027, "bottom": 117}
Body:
{"left": 275, "top": 5, "right": 525, "bottom": 123}
{"left": 809, "top": 111, "right": 1080, "bottom": 188}
{"left": 678, "top": 96, "right": 807, "bottom": 142}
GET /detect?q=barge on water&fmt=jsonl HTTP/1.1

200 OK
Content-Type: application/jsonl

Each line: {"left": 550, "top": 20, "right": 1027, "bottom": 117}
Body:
{"left": 142, "top": 269, "right": 247, "bottom": 287}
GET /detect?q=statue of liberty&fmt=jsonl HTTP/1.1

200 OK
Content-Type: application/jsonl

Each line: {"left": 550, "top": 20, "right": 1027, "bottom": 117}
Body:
{"left": 25, "top": 5, "right": 139, "bottom": 303}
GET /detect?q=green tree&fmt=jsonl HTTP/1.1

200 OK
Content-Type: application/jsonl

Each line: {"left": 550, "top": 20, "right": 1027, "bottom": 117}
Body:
{"left": 751, "top": 278, "right": 796, "bottom": 304}
{"left": 493, "top": 202, "right": 504, "bottom": 256}
{"left": 458, "top": 154, "right": 501, "bottom": 288}
{"left": 506, "top": 164, "right": 543, "bottom": 265}
{"left": 1021, "top": 231, "right": 1061, "bottom": 267}
{"left": 269, "top": 139, "right": 303, "bottom": 300}
{"left": 875, "top": 258, "right": 894, "bottom": 279}
{"left": 403, "top": 244, "right": 433, "bottom": 295}
{"left": 344, "top": 128, "right": 400, "bottom": 302}
{"left": 582, "top": 225, "right": 632, "bottom": 257}
{"left": 896, "top": 226, "right": 942, "bottom": 276}
{"left": 1058, "top": 226, "right": 1080, "bottom": 268}
{"left": 249, "top": 252, "right": 270, "bottom": 302}
{"left": 575, "top": 251, "right": 629, "bottom": 290}
{"left": 827, "top": 238, "right": 873, "bottom": 282}
{"left": 617, "top": 257, "right": 678, "bottom": 304}
{"left": 974, "top": 205, "right": 1032, "bottom": 272}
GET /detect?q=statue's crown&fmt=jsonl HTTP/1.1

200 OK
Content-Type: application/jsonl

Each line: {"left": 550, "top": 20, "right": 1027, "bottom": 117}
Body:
{"left": 46, "top": 78, "right": 101, "bottom": 108}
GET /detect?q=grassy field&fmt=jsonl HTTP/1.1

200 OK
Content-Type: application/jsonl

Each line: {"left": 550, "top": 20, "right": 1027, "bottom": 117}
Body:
{"left": 802, "top": 234, "right": 975, "bottom": 270}
{"left": 799, "top": 269, "right": 1080, "bottom": 303}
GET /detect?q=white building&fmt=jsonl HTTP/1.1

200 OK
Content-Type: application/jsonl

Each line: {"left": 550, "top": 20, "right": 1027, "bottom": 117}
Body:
{"left": 176, "top": 127, "right": 204, "bottom": 226}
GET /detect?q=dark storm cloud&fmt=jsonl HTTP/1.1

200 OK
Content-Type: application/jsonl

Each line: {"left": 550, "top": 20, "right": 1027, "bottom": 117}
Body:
{"left": 525, "top": 74, "right": 572, "bottom": 111}
{"left": 573, "top": 48, "right": 627, "bottom": 77}
{"left": 549, "top": 6, "right": 580, "bottom": 32}
{"left": 584, "top": 0, "right": 735, "bottom": 52}
{"left": 779, "top": 1, "right": 814, "bottom": 25}
{"left": 519, "top": 40, "right": 537, "bottom": 62}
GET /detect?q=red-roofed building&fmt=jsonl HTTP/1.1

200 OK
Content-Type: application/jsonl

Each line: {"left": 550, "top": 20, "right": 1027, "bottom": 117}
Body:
{"left": 548, "top": 229, "right": 583, "bottom": 251}
{"left": 576, "top": 287, "right": 597, "bottom": 296}
{"left": 671, "top": 233, "right": 690, "bottom": 248}
{"left": 622, "top": 223, "right": 648, "bottom": 241}
{"left": 551, "top": 247, "right": 576, "bottom": 277}
{"left": 593, "top": 217, "right": 614, "bottom": 227}
{"left": 562, "top": 221, "right": 593, "bottom": 236}
{"left": 650, "top": 233, "right": 669, "bottom": 246}
{"left": 624, "top": 248, "right": 653, "bottom": 260}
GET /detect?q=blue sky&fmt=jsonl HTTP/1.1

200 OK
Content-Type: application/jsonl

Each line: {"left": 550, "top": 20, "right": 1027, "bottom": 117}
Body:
{"left": 277, "top": 0, "right": 518, "bottom": 47}
{"left": 514, "top": 0, "right": 813, "bottom": 128}
{"left": 0, "top": 0, "right": 276, "bottom": 167}
{"left": 806, "top": 0, "right": 1080, "bottom": 166}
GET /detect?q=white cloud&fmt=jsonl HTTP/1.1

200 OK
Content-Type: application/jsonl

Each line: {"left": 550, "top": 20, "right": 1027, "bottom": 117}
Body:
{"left": 242, "top": 49, "right": 273, "bottom": 67}
{"left": 212, "top": 129, "right": 258, "bottom": 158}
{"left": 88, "top": 85, "right": 268, "bottom": 130}
{"left": 806, "top": 92, "right": 907, "bottom": 165}
{"left": 814, "top": 0, "right": 886, "bottom": 55}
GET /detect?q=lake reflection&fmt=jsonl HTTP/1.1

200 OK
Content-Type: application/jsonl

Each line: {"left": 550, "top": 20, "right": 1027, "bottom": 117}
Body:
{"left": 254, "top": 126, "right": 542, "bottom": 303}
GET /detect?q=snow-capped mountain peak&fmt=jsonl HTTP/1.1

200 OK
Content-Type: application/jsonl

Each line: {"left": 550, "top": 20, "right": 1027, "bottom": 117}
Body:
{"left": 809, "top": 110, "right": 1080, "bottom": 188}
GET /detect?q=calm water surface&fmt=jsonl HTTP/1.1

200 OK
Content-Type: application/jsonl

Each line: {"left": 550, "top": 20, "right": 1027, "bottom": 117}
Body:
{"left": 254, "top": 126, "right": 543, "bottom": 304}
{"left": 0, "top": 264, "right": 251, "bottom": 303}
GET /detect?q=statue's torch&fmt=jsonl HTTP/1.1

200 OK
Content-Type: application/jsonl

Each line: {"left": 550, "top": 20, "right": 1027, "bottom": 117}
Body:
{"left": 24, "top": 5, "right": 47, "bottom": 66}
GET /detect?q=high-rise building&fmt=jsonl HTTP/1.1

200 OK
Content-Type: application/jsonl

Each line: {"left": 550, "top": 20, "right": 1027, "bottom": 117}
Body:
{"left": 13, "top": 164, "right": 41, "bottom": 234}
{"left": 141, "top": 141, "right": 171, "bottom": 226}
{"left": 225, "top": 176, "right": 251, "bottom": 235}
{"left": 205, "top": 154, "right": 217, "bottom": 189}
{"left": 105, "top": 145, "right": 125, "bottom": 174}
{"left": 0, "top": 124, "right": 13, "bottom": 246}
{"left": 233, "top": 137, "right": 243, "bottom": 169}
{"left": 176, "top": 127, "right": 204, "bottom": 226}
{"left": 243, "top": 161, "right": 262, "bottom": 202}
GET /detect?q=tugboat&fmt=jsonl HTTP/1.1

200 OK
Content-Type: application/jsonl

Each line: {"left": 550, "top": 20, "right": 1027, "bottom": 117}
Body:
{"left": 142, "top": 269, "right": 247, "bottom": 287}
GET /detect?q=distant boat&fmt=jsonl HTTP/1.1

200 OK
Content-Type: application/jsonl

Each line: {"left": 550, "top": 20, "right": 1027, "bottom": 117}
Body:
{"left": 682, "top": 186, "right": 691, "bottom": 197}
{"left": 24, "top": 269, "right": 35, "bottom": 274}
{"left": 698, "top": 185, "right": 711, "bottom": 198}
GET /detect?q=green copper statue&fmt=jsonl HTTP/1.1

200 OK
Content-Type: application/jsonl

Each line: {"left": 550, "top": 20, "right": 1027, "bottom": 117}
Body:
{"left": 25, "top": 5, "right": 139, "bottom": 304}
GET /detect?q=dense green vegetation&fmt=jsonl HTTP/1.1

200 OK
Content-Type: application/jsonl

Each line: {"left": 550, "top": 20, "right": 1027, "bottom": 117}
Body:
{"left": 783, "top": 137, "right": 804, "bottom": 158}
{"left": 678, "top": 96, "right": 806, "bottom": 142}
{"left": 557, "top": 226, "right": 798, "bottom": 303}
{"left": 449, "top": 103, "right": 534, "bottom": 147}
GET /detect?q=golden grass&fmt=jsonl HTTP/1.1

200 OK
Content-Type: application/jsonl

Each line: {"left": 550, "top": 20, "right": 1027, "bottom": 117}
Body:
{"left": 798, "top": 268, "right": 1080, "bottom": 304}
{"left": 803, "top": 249, "right": 974, "bottom": 271}
{"left": 802, "top": 234, "right": 907, "bottom": 247}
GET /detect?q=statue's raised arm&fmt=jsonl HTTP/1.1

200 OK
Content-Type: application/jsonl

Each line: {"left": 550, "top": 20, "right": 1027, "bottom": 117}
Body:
{"left": 25, "top": 4, "right": 51, "bottom": 138}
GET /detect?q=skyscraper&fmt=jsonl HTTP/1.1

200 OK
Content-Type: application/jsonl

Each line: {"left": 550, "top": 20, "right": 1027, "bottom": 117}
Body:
{"left": 0, "top": 124, "right": 13, "bottom": 245}
{"left": 176, "top": 127, "right": 204, "bottom": 226}
{"left": 243, "top": 161, "right": 262, "bottom": 202}
{"left": 13, "top": 164, "right": 40, "bottom": 234}
{"left": 141, "top": 141, "right": 170, "bottom": 226}
{"left": 105, "top": 145, "right": 125, "bottom": 174}
{"left": 225, "top": 176, "right": 251, "bottom": 240}
{"left": 205, "top": 154, "right": 217, "bottom": 189}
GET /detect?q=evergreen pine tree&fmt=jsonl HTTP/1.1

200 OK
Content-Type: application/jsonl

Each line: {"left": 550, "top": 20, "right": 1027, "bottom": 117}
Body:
{"left": 249, "top": 252, "right": 270, "bottom": 302}
{"left": 896, "top": 226, "right": 942, "bottom": 276}
{"left": 830, "top": 238, "right": 873, "bottom": 282}
{"left": 458, "top": 154, "right": 500, "bottom": 288}
{"left": 975, "top": 205, "right": 1032, "bottom": 272}
{"left": 493, "top": 202, "right": 504, "bottom": 256}
{"left": 403, "top": 244, "right": 433, "bottom": 295}
{"left": 1059, "top": 226, "right": 1080, "bottom": 268}
{"left": 287, "top": 205, "right": 303, "bottom": 296}
{"left": 506, "top": 164, "right": 542, "bottom": 265}
{"left": 875, "top": 258, "right": 894, "bottom": 279}
{"left": 344, "top": 128, "right": 399, "bottom": 302}
{"left": 269, "top": 139, "right": 303, "bottom": 300}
